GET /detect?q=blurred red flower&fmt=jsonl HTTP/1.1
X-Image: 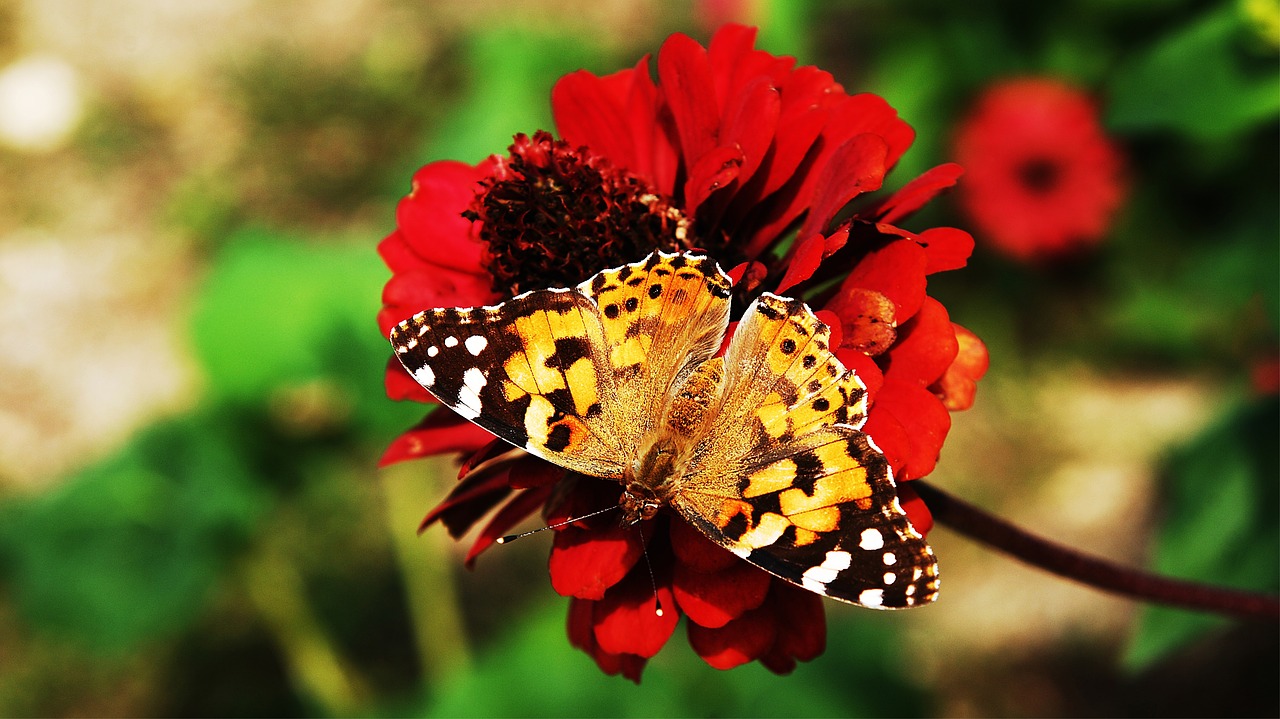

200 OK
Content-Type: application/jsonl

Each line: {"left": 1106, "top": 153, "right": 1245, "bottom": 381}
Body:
{"left": 953, "top": 78, "right": 1128, "bottom": 261}
{"left": 377, "top": 25, "right": 986, "bottom": 681}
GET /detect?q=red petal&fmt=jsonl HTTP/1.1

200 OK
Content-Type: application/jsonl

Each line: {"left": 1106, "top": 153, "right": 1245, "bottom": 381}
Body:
{"left": 673, "top": 559, "right": 771, "bottom": 629}
{"left": 624, "top": 56, "right": 677, "bottom": 195}
{"left": 718, "top": 76, "right": 780, "bottom": 189}
{"left": 378, "top": 410, "right": 495, "bottom": 467}
{"left": 394, "top": 160, "right": 489, "bottom": 274}
{"left": 917, "top": 227, "right": 975, "bottom": 274}
{"left": 658, "top": 33, "right": 720, "bottom": 176}
{"left": 883, "top": 297, "right": 959, "bottom": 387}
{"left": 685, "top": 145, "right": 742, "bottom": 215}
{"left": 799, "top": 133, "right": 889, "bottom": 239}
{"left": 377, "top": 230, "right": 423, "bottom": 275}
{"left": 706, "top": 24, "right": 760, "bottom": 105}
{"left": 545, "top": 474, "right": 621, "bottom": 531}
{"left": 568, "top": 598, "right": 647, "bottom": 683}
{"left": 861, "top": 410, "right": 910, "bottom": 479}
{"left": 873, "top": 378, "right": 952, "bottom": 481}
{"left": 507, "top": 456, "right": 563, "bottom": 489}
{"left": 897, "top": 483, "right": 934, "bottom": 536}
{"left": 827, "top": 93, "right": 915, "bottom": 168}
{"left": 815, "top": 309, "right": 842, "bottom": 348}
{"left": 929, "top": 323, "right": 989, "bottom": 412}
{"left": 549, "top": 522, "right": 646, "bottom": 600}
{"left": 687, "top": 604, "right": 778, "bottom": 670}
{"left": 774, "top": 233, "right": 825, "bottom": 295}
{"left": 669, "top": 516, "right": 738, "bottom": 573}
{"left": 553, "top": 70, "right": 638, "bottom": 171}
{"left": 725, "top": 260, "right": 767, "bottom": 295}
{"left": 456, "top": 438, "right": 516, "bottom": 481}
{"left": 418, "top": 467, "right": 512, "bottom": 537}
{"left": 384, "top": 356, "right": 436, "bottom": 403}
{"left": 593, "top": 566, "right": 679, "bottom": 657}
{"left": 760, "top": 580, "right": 826, "bottom": 674}
{"left": 464, "top": 484, "right": 554, "bottom": 566}
{"left": 379, "top": 266, "right": 495, "bottom": 335}
{"left": 875, "top": 163, "right": 964, "bottom": 226}
{"left": 836, "top": 238, "right": 928, "bottom": 323}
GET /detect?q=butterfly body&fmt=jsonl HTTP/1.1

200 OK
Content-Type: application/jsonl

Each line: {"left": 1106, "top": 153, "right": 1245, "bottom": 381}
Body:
{"left": 391, "top": 251, "right": 939, "bottom": 609}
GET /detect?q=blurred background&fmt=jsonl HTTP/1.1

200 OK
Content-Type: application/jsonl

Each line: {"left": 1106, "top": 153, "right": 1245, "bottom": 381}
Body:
{"left": 0, "top": 0, "right": 1275, "bottom": 716}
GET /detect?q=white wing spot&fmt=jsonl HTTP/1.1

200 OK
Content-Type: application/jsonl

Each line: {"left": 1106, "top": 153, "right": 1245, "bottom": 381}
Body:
{"left": 405, "top": 337, "right": 418, "bottom": 349}
{"left": 883, "top": 572, "right": 897, "bottom": 585}
{"left": 858, "top": 589, "right": 885, "bottom": 608}
{"left": 800, "top": 550, "right": 852, "bottom": 593}
{"left": 859, "top": 528, "right": 884, "bottom": 550}
{"left": 465, "top": 336, "right": 488, "bottom": 356}
{"left": 444, "top": 336, "right": 459, "bottom": 348}
{"left": 413, "top": 365, "right": 435, "bottom": 387}
{"left": 395, "top": 345, "right": 408, "bottom": 354}
{"left": 417, "top": 324, "right": 429, "bottom": 336}
{"left": 457, "top": 367, "right": 487, "bottom": 413}
{"left": 427, "top": 346, "right": 439, "bottom": 357}
{"left": 882, "top": 551, "right": 897, "bottom": 565}
{"left": 912, "top": 567, "right": 924, "bottom": 581}
{"left": 905, "top": 584, "right": 917, "bottom": 596}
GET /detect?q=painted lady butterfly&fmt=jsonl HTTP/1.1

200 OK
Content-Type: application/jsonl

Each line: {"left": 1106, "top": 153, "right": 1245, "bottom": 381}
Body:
{"left": 390, "top": 251, "right": 938, "bottom": 608}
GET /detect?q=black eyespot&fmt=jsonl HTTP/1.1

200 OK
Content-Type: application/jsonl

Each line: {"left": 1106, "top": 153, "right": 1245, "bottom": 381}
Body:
{"left": 624, "top": 297, "right": 639, "bottom": 313}
{"left": 803, "top": 354, "right": 817, "bottom": 369}
{"left": 780, "top": 338, "right": 797, "bottom": 354}
{"left": 648, "top": 284, "right": 663, "bottom": 299}
{"left": 604, "top": 304, "right": 620, "bottom": 319}
{"left": 813, "top": 398, "right": 830, "bottom": 412}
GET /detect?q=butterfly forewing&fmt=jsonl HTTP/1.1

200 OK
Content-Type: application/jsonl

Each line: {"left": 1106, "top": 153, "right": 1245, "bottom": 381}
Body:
{"left": 390, "top": 288, "right": 626, "bottom": 478}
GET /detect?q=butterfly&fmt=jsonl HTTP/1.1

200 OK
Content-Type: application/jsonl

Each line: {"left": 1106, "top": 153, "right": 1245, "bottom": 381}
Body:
{"left": 389, "top": 250, "right": 938, "bottom": 608}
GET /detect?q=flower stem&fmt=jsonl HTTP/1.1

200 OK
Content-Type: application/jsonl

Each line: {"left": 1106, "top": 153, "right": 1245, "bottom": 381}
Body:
{"left": 913, "top": 480, "right": 1280, "bottom": 621}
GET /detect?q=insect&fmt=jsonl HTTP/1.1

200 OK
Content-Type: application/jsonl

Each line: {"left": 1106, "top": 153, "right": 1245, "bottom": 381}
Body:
{"left": 389, "top": 251, "right": 938, "bottom": 608}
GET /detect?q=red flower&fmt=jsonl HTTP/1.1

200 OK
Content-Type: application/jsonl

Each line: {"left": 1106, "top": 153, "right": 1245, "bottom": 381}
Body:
{"left": 377, "top": 25, "right": 987, "bottom": 681}
{"left": 952, "top": 77, "right": 1128, "bottom": 261}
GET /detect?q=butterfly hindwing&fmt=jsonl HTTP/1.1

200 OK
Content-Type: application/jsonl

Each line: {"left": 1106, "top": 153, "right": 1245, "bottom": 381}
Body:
{"left": 390, "top": 288, "right": 626, "bottom": 478}
{"left": 676, "top": 426, "right": 938, "bottom": 607}
{"left": 673, "top": 293, "right": 938, "bottom": 608}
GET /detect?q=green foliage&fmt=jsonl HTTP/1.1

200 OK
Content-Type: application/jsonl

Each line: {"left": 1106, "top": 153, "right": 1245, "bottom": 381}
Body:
{"left": 412, "top": 601, "right": 929, "bottom": 718}
{"left": 1108, "top": 4, "right": 1280, "bottom": 138}
{"left": 1124, "top": 397, "right": 1280, "bottom": 669}
{"left": 0, "top": 415, "right": 269, "bottom": 652}
{"left": 422, "top": 28, "right": 613, "bottom": 163}
{"left": 191, "top": 232, "right": 389, "bottom": 405}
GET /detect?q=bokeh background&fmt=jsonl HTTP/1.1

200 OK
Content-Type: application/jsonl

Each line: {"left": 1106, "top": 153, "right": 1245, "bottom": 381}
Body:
{"left": 0, "top": 0, "right": 1276, "bottom": 716}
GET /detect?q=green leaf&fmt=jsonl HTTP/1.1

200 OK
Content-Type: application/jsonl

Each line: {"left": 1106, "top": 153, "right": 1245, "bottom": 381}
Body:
{"left": 1124, "top": 398, "right": 1280, "bottom": 669}
{"left": 1108, "top": 5, "right": 1280, "bottom": 138}
{"left": 0, "top": 414, "right": 270, "bottom": 652}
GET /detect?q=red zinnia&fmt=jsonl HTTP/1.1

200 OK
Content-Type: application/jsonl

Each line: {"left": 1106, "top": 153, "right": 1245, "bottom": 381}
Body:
{"left": 952, "top": 77, "right": 1128, "bottom": 262}
{"left": 377, "top": 25, "right": 987, "bottom": 681}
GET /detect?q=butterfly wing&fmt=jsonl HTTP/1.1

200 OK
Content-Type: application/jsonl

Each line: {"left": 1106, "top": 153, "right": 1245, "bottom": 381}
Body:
{"left": 673, "top": 294, "right": 939, "bottom": 608}
{"left": 390, "top": 250, "right": 733, "bottom": 479}
{"left": 390, "top": 287, "right": 626, "bottom": 478}
{"left": 575, "top": 251, "right": 732, "bottom": 446}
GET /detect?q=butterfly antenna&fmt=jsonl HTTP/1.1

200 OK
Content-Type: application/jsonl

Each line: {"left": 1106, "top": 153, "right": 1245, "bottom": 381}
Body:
{"left": 496, "top": 505, "right": 618, "bottom": 544}
{"left": 636, "top": 524, "right": 664, "bottom": 617}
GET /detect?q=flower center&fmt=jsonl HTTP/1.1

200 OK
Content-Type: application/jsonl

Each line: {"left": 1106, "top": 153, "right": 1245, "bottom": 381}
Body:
{"left": 469, "top": 131, "right": 693, "bottom": 296}
{"left": 1016, "top": 157, "right": 1062, "bottom": 195}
